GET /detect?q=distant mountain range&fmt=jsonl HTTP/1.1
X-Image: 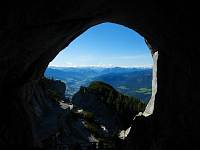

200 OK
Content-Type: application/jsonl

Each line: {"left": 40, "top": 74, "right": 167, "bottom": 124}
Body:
{"left": 45, "top": 66, "right": 152, "bottom": 103}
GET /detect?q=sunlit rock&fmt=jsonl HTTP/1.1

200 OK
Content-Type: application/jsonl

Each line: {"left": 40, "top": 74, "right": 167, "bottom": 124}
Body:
{"left": 143, "top": 51, "right": 158, "bottom": 117}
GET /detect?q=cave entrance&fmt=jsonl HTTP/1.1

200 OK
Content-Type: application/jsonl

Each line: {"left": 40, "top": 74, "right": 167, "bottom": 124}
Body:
{"left": 43, "top": 22, "right": 157, "bottom": 147}
{"left": 46, "top": 22, "right": 153, "bottom": 103}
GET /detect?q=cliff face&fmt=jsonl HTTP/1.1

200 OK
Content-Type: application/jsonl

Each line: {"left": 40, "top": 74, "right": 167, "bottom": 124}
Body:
{"left": 23, "top": 77, "right": 67, "bottom": 146}
{"left": 73, "top": 86, "right": 121, "bottom": 132}
{"left": 39, "top": 77, "right": 66, "bottom": 101}
{"left": 31, "top": 77, "right": 66, "bottom": 119}
{"left": 73, "top": 81, "right": 145, "bottom": 133}
{"left": 0, "top": 1, "right": 199, "bottom": 149}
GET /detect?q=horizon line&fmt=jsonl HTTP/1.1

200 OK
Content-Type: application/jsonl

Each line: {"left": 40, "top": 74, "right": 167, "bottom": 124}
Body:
{"left": 48, "top": 64, "right": 152, "bottom": 68}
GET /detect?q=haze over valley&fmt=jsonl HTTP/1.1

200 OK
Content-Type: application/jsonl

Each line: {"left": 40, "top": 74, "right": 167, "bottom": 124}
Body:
{"left": 45, "top": 66, "right": 152, "bottom": 103}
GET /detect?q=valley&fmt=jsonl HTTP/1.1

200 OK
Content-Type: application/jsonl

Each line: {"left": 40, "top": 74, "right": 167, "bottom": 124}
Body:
{"left": 42, "top": 66, "right": 152, "bottom": 148}
{"left": 45, "top": 67, "right": 152, "bottom": 103}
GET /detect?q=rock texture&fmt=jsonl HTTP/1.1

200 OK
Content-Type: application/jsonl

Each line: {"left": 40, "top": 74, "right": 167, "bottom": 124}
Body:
{"left": 73, "top": 86, "right": 122, "bottom": 133}
{"left": 72, "top": 81, "right": 145, "bottom": 133}
{"left": 25, "top": 78, "right": 67, "bottom": 147}
{"left": 0, "top": 1, "right": 199, "bottom": 149}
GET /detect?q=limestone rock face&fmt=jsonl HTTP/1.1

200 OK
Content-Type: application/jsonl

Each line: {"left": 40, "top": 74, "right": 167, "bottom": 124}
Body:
{"left": 0, "top": 1, "right": 199, "bottom": 149}
{"left": 73, "top": 86, "right": 121, "bottom": 132}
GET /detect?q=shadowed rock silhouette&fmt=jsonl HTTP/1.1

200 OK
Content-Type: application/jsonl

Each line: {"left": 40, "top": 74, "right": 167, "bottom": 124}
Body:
{"left": 0, "top": 1, "right": 199, "bottom": 149}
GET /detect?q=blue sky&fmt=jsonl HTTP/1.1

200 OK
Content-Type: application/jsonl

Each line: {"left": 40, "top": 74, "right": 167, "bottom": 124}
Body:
{"left": 49, "top": 23, "right": 152, "bottom": 67}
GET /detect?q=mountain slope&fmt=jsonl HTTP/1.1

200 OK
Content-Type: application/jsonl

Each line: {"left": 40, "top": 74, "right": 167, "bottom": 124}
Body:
{"left": 72, "top": 81, "right": 146, "bottom": 135}
{"left": 45, "top": 67, "right": 152, "bottom": 102}
{"left": 94, "top": 70, "right": 152, "bottom": 102}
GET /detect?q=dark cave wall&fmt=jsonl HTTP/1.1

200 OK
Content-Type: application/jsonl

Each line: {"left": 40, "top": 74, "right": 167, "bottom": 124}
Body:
{"left": 0, "top": 1, "right": 198, "bottom": 149}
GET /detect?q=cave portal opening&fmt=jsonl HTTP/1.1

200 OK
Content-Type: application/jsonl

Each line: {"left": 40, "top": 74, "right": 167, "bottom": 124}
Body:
{"left": 43, "top": 22, "right": 156, "bottom": 146}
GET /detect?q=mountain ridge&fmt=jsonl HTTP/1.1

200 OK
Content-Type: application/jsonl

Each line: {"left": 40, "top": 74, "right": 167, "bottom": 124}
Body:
{"left": 72, "top": 81, "right": 146, "bottom": 134}
{"left": 45, "top": 67, "right": 152, "bottom": 102}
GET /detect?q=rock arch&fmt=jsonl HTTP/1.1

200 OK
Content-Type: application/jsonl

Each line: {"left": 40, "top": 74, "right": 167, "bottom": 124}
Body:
{"left": 0, "top": 1, "right": 198, "bottom": 149}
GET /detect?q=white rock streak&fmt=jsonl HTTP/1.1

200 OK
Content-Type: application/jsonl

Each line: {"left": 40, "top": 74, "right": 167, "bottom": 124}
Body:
{"left": 118, "top": 51, "right": 159, "bottom": 139}
{"left": 59, "top": 101, "right": 73, "bottom": 110}
{"left": 143, "top": 51, "right": 158, "bottom": 117}
{"left": 119, "top": 126, "right": 132, "bottom": 140}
